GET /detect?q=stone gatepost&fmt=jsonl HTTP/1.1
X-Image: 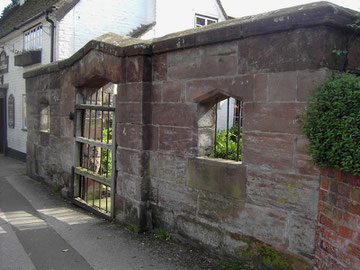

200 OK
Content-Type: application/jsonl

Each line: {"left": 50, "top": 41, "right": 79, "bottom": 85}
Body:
{"left": 115, "top": 54, "right": 153, "bottom": 230}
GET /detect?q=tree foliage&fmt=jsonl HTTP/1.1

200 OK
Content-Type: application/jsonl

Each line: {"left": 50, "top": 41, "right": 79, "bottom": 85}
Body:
{"left": 1, "top": 0, "right": 18, "bottom": 19}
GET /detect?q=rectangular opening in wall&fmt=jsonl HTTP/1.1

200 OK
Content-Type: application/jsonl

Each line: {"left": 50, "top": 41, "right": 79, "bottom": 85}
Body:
{"left": 210, "top": 97, "right": 243, "bottom": 161}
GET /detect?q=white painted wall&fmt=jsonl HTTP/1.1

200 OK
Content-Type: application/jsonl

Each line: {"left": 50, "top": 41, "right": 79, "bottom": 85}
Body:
{"left": 1, "top": 0, "right": 226, "bottom": 154}
{"left": 217, "top": 98, "right": 236, "bottom": 132}
{"left": 1, "top": 18, "right": 53, "bottom": 153}
{"left": 57, "top": 0, "right": 155, "bottom": 59}
{"left": 142, "top": 0, "right": 226, "bottom": 39}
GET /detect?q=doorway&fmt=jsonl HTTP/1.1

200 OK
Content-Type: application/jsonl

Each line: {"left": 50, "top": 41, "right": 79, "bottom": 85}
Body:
{"left": 0, "top": 87, "right": 7, "bottom": 154}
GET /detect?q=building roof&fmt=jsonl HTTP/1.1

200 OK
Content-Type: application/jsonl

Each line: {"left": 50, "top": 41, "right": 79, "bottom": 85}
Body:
{"left": 215, "top": 0, "right": 230, "bottom": 20}
{"left": 0, "top": 0, "right": 71, "bottom": 40}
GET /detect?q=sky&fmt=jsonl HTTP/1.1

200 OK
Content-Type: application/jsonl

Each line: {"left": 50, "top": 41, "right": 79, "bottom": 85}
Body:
{"left": 0, "top": 0, "right": 359, "bottom": 18}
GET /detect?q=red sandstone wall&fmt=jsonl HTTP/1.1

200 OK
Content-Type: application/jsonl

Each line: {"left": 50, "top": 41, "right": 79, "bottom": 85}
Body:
{"left": 315, "top": 169, "right": 360, "bottom": 270}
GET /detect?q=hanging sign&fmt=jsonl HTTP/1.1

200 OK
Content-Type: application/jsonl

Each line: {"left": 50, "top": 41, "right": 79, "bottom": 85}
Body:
{"left": 8, "top": 94, "right": 15, "bottom": 128}
{"left": 0, "top": 51, "right": 9, "bottom": 74}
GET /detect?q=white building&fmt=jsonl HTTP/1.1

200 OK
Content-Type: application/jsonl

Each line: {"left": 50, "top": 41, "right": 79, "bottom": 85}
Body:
{"left": 0, "top": 0, "right": 229, "bottom": 160}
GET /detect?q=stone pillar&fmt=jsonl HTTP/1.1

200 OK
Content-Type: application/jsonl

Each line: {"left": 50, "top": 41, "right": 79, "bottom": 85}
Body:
{"left": 115, "top": 55, "right": 152, "bottom": 230}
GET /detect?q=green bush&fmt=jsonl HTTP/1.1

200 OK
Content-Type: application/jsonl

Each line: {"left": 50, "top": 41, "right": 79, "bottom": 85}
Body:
{"left": 209, "top": 125, "right": 242, "bottom": 161}
{"left": 101, "top": 127, "right": 112, "bottom": 175}
{"left": 299, "top": 73, "right": 360, "bottom": 175}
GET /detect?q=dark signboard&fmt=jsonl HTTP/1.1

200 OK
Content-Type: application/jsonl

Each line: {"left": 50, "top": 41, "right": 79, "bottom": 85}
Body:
{"left": 8, "top": 94, "right": 14, "bottom": 128}
{"left": 0, "top": 51, "right": 9, "bottom": 74}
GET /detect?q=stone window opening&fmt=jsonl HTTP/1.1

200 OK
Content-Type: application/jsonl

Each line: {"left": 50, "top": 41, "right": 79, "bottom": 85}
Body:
{"left": 39, "top": 98, "right": 50, "bottom": 133}
{"left": 198, "top": 95, "right": 243, "bottom": 162}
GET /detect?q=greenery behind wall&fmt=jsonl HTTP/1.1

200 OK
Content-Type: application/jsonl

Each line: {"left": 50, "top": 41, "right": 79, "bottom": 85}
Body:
{"left": 299, "top": 73, "right": 360, "bottom": 176}
{"left": 299, "top": 16, "right": 360, "bottom": 176}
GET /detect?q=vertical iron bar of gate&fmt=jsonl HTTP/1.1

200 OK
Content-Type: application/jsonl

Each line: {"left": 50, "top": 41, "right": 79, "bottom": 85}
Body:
{"left": 110, "top": 95, "right": 117, "bottom": 219}
{"left": 214, "top": 100, "right": 218, "bottom": 158}
{"left": 236, "top": 100, "right": 241, "bottom": 161}
{"left": 226, "top": 98, "right": 230, "bottom": 159}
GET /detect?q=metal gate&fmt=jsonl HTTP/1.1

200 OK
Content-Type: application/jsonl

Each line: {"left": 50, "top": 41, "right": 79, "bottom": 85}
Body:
{"left": 71, "top": 84, "right": 116, "bottom": 219}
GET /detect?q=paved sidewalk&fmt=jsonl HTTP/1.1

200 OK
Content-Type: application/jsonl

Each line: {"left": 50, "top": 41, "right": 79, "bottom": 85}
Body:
{"left": 0, "top": 155, "right": 225, "bottom": 270}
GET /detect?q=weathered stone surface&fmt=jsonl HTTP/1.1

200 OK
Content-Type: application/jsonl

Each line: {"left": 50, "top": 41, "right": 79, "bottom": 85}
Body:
{"left": 187, "top": 157, "right": 246, "bottom": 199}
{"left": 143, "top": 125, "right": 159, "bottom": 151}
{"left": 268, "top": 71, "right": 297, "bottom": 102}
{"left": 152, "top": 103, "right": 197, "bottom": 127}
{"left": 230, "top": 203, "right": 289, "bottom": 248}
{"left": 288, "top": 214, "right": 317, "bottom": 255}
{"left": 238, "top": 27, "right": 347, "bottom": 73}
{"left": 158, "top": 127, "right": 197, "bottom": 155}
{"left": 243, "top": 103, "right": 304, "bottom": 134}
{"left": 117, "top": 173, "right": 143, "bottom": 201}
{"left": 118, "top": 83, "right": 148, "bottom": 103}
{"left": 187, "top": 75, "right": 254, "bottom": 103}
{"left": 297, "top": 69, "right": 329, "bottom": 101}
{"left": 150, "top": 205, "right": 176, "bottom": 230}
{"left": 294, "top": 136, "right": 320, "bottom": 175}
{"left": 162, "top": 81, "right": 185, "bottom": 102}
{"left": 254, "top": 73, "right": 268, "bottom": 102}
{"left": 167, "top": 42, "right": 237, "bottom": 80}
{"left": 246, "top": 168, "right": 319, "bottom": 218}
{"left": 117, "top": 102, "right": 143, "bottom": 124}
{"left": 152, "top": 53, "right": 167, "bottom": 81}
{"left": 71, "top": 50, "right": 124, "bottom": 87}
{"left": 176, "top": 216, "right": 222, "bottom": 248}
{"left": 149, "top": 83, "right": 162, "bottom": 102}
{"left": 116, "top": 123, "right": 143, "bottom": 150}
{"left": 197, "top": 192, "right": 242, "bottom": 223}
{"left": 242, "top": 132, "right": 294, "bottom": 170}
{"left": 148, "top": 152, "right": 188, "bottom": 183}
{"left": 116, "top": 147, "right": 143, "bottom": 177}
{"left": 125, "top": 56, "right": 151, "bottom": 83}
{"left": 152, "top": 179, "right": 197, "bottom": 215}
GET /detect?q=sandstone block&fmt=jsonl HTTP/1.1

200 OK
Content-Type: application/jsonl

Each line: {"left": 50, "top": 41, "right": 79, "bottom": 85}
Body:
{"left": 268, "top": 71, "right": 297, "bottom": 102}
{"left": 167, "top": 43, "right": 237, "bottom": 80}
{"left": 243, "top": 103, "right": 304, "bottom": 134}
{"left": 158, "top": 127, "right": 197, "bottom": 155}
{"left": 242, "top": 132, "right": 294, "bottom": 170}
{"left": 246, "top": 168, "right": 319, "bottom": 218}
{"left": 187, "top": 157, "right": 246, "bottom": 199}
{"left": 152, "top": 103, "right": 197, "bottom": 127}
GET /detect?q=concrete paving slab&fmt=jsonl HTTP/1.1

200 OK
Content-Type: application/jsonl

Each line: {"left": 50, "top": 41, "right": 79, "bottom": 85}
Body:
{"left": 0, "top": 222, "right": 36, "bottom": 270}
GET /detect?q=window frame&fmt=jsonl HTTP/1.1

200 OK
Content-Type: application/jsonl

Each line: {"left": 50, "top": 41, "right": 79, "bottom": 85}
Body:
{"left": 194, "top": 14, "right": 218, "bottom": 28}
{"left": 23, "top": 24, "right": 43, "bottom": 51}
{"left": 39, "top": 99, "right": 50, "bottom": 133}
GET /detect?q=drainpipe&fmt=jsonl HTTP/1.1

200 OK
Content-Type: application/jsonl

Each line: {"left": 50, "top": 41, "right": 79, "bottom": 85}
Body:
{"left": 46, "top": 8, "right": 55, "bottom": 62}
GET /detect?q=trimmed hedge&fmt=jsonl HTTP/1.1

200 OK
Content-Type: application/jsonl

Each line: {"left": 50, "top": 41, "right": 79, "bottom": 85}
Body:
{"left": 299, "top": 73, "right": 360, "bottom": 175}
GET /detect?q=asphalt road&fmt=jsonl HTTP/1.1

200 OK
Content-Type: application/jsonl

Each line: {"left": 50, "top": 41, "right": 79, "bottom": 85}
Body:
{"left": 0, "top": 155, "right": 224, "bottom": 270}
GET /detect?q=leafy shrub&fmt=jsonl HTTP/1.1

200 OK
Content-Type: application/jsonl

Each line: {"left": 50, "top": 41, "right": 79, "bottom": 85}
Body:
{"left": 101, "top": 127, "right": 112, "bottom": 175}
{"left": 209, "top": 125, "right": 242, "bottom": 161}
{"left": 299, "top": 73, "right": 360, "bottom": 175}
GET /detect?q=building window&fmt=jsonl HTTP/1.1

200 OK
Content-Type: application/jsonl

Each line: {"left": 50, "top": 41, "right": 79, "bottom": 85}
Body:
{"left": 195, "top": 14, "right": 218, "bottom": 27}
{"left": 24, "top": 25, "right": 42, "bottom": 51}
{"left": 40, "top": 99, "right": 50, "bottom": 132}
{"left": 22, "top": 94, "right": 27, "bottom": 130}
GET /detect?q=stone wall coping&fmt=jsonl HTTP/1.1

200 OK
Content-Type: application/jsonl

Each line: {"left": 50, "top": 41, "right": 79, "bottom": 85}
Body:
{"left": 24, "top": 1, "right": 359, "bottom": 79}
